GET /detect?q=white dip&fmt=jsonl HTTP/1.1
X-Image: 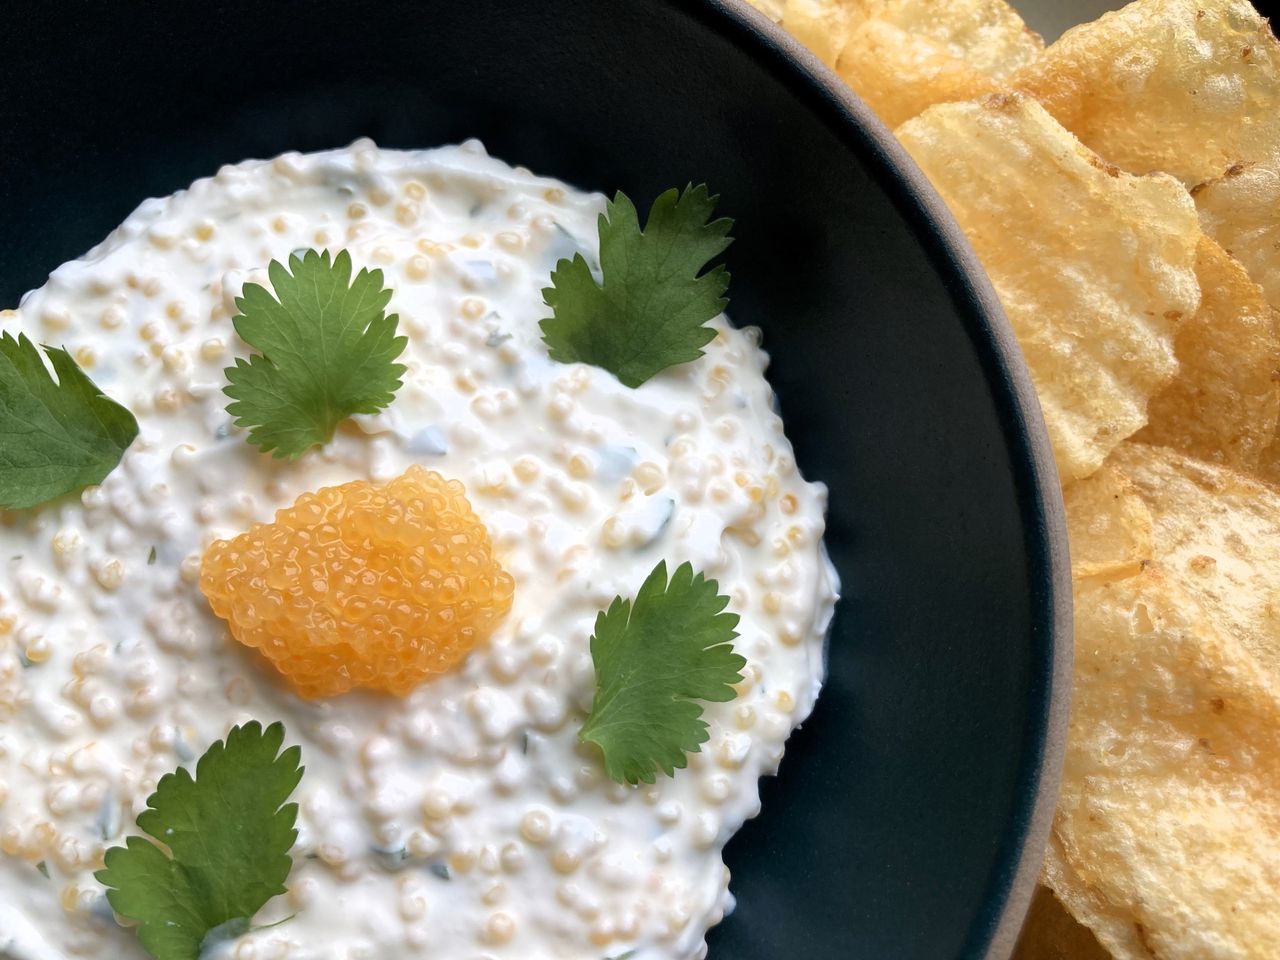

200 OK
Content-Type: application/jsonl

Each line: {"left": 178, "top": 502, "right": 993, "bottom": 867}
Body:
{"left": 0, "top": 140, "right": 838, "bottom": 960}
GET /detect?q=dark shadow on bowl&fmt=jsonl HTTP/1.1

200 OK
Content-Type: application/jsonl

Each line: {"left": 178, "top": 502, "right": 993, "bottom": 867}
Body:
{"left": 0, "top": 2, "right": 1069, "bottom": 957}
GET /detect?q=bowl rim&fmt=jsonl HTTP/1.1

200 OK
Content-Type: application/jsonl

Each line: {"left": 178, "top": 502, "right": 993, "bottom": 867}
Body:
{"left": 691, "top": 2, "right": 1073, "bottom": 957}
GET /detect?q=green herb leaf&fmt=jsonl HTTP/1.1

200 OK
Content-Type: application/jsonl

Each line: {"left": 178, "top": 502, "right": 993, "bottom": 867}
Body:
{"left": 540, "top": 185, "right": 733, "bottom": 388}
{"left": 0, "top": 332, "right": 138, "bottom": 509}
{"left": 224, "top": 249, "right": 407, "bottom": 458}
{"left": 96, "top": 721, "right": 304, "bottom": 960}
{"left": 579, "top": 560, "right": 744, "bottom": 784}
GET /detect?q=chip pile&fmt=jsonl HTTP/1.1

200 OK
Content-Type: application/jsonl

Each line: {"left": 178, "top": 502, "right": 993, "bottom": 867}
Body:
{"left": 749, "top": 1, "right": 1280, "bottom": 957}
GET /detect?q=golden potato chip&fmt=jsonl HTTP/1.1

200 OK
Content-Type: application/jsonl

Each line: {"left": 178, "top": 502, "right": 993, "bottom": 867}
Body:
{"left": 1136, "top": 238, "right": 1280, "bottom": 470}
{"left": 1048, "top": 566, "right": 1280, "bottom": 959}
{"left": 836, "top": 19, "right": 998, "bottom": 126}
{"left": 742, "top": 0, "right": 786, "bottom": 20}
{"left": 750, "top": 0, "right": 1039, "bottom": 126}
{"left": 1040, "top": 835, "right": 1158, "bottom": 960}
{"left": 1259, "top": 435, "right": 1280, "bottom": 488}
{"left": 867, "top": 0, "right": 1042, "bottom": 80}
{"left": 1111, "top": 442, "right": 1280, "bottom": 678}
{"left": 780, "top": 0, "right": 863, "bottom": 68}
{"left": 895, "top": 95, "right": 1201, "bottom": 480}
{"left": 1011, "top": 884, "right": 1111, "bottom": 960}
{"left": 834, "top": 0, "right": 1040, "bottom": 127}
{"left": 1014, "top": 0, "right": 1280, "bottom": 186}
{"left": 1194, "top": 158, "right": 1280, "bottom": 312}
{"left": 743, "top": 1, "right": 864, "bottom": 69}
{"left": 1063, "top": 463, "right": 1153, "bottom": 580}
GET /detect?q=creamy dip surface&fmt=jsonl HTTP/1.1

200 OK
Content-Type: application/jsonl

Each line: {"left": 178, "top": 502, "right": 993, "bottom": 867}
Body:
{"left": 0, "top": 141, "right": 838, "bottom": 960}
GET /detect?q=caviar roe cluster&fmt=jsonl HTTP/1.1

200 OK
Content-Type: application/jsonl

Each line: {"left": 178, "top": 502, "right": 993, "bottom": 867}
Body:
{"left": 200, "top": 466, "right": 514, "bottom": 698}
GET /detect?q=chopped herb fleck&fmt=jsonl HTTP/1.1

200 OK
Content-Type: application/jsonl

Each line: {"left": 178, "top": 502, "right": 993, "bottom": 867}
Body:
{"left": 427, "top": 861, "right": 452, "bottom": 881}
{"left": 372, "top": 846, "right": 410, "bottom": 871}
{"left": 485, "top": 330, "right": 513, "bottom": 348}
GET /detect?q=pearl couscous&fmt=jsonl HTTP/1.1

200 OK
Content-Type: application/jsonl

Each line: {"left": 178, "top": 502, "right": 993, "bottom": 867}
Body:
{"left": 0, "top": 140, "right": 838, "bottom": 960}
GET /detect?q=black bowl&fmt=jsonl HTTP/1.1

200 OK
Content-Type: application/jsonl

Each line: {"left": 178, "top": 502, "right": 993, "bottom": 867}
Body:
{"left": 0, "top": 2, "right": 1070, "bottom": 957}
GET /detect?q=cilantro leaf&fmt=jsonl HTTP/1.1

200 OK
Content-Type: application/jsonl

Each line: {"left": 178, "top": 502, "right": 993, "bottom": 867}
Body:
{"left": 96, "top": 721, "right": 304, "bottom": 960}
{"left": 0, "top": 332, "right": 138, "bottom": 509}
{"left": 579, "top": 560, "right": 745, "bottom": 784}
{"left": 540, "top": 185, "right": 733, "bottom": 388}
{"left": 224, "top": 249, "right": 407, "bottom": 458}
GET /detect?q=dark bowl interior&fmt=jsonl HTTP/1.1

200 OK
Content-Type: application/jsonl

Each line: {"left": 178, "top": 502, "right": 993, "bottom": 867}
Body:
{"left": 0, "top": 2, "right": 1069, "bottom": 957}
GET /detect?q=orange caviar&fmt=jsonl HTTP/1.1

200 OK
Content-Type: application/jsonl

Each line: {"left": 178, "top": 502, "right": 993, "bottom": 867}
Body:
{"left": 200, "top": 466, "right": 514, "bottom": 698}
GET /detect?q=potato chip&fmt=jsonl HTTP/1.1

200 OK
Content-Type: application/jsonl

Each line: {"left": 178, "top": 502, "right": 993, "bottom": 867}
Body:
{"left": 1194, "top": 158, "right": 1280, "bottom": 312}
{"left": 1111, "top": 442, "right": 1280, "bottom": 678}
{"left": 1014, "top": 0, "right": 1280, "bottom": 186}
{"left": 1040, "top": 835, "right": 1158, "bottom": 960}
{"left": 895, "top": 95, "right": 1201, "bottom": 480}
{"left": 779, "top": 0, "right": 863, "bottom": 68}
{"left": 750, "top": 0, "right": 1040, "bottom": 126}
{"left": 1063, "top": 462, "right": 1153, "bottom": 580}
{"left": 834, "top": 0, "right": 1040, "bottom": 126}
{"left": 744, "top": 2, "right": 866, "bottom": 71}
{"left": 1136, "top": 238, "right": 1280, "bottom": 470}
{"left": 867, "top": 0, "right": 1042, "bottom": 80}
{"left": 835, "top": 20, "right": 995, "bottom": 126}
{"left": 1048, "top": 566, "right": 1280, "bottom": 959}
{"left": 1259, "top": 435, "right": 1280, "bottom": 488}
{"left": 1011, "top": 884, "right": 1112, "bottom": 960}
{"left": 742, "top": 0, "right": 786, "bottom": 21}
